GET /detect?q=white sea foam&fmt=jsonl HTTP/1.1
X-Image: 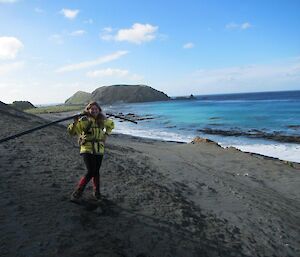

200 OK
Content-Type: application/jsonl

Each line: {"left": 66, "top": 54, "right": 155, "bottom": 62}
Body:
{"left": 113, "top": 120, "right": 300, "bottom": 163}
{"left": 113, "top": 121, "right": 194, "bottom": 142}
{"left": 223, "top": 143, "right": 300, "bottom": 163}
{"left": 217, "top": 136, "right": 300, "bottom": 163}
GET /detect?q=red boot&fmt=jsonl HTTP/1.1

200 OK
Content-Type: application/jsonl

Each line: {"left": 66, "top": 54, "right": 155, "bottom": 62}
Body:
{"left": 70, "top": 187, "right": 83, "bottom": 201}
{"left": 70, "top": 176, "right": 88, "bottom": 201}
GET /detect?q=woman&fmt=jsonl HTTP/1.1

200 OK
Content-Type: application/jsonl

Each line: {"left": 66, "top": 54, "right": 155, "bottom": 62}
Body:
{"left": 67, "top": 101, "right": 114, "bottom": 201}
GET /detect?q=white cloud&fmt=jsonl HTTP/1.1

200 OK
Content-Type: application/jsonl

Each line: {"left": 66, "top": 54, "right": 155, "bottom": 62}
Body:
{"left": 84, "top": 19, "right": 93, "bottom": 24}
{"left": 86, "top": 68, "right": 144, "bottom": 83}
{"left": 34, "top": 7, "right": 44, "bottom": 13}
{"left": 241, "top": 22, "right": 251, "bottom": 30}
{"left": 226, "top": 22, "right": 252, "bottom": 30}
{"left": 0, "top": 80, "right": 89, "bottom": 105}
{"left": 160, "top": 59, "right": 300, "bottom": 96}
{"left": 103, "top": 27, "right": 113, "bottom": 33}
{"left": 49, "top": 34, "right": 64, "bottom": 45}
{"left": 225, "top": 22, "right": 239, "bottom": 30}
{"left": 70, "top": 30, "right": 86, "bottom": 36}
{"left": 129, "top": 73, "right": 144, "bottom": 81}
{"left": 116, "top": 23, "right": 158, "bottom": 44}
{"left": 56, "top": 51, "right": 129, "bottom": 73}
{"left": 0, "top": 61, "right": 24, "bottom": 75}
{"left": 87, "top": 68, "right": 129, "bottom": 78}
{"left": 192, "top": 61, "right": 300, "bottom": 87}
{"left": 101, "top": 23, "right": 158, "bottom": 44}
{"left": 60, "top": 9, "right": 79, "bottom": 19}
{"left": 101, "top": 34, "right": 114, "bottom": 41}
{"left": 183, "top": 42, "right": 195, "bottom": 49}
{"left": 100, "top": 27, "right": 114, "bottom": 40}
{"left": 0, "top": 37, "right": 23, "bottom": 60}
{"left": 0, "top": 0, "right": 18, "bottom": 3}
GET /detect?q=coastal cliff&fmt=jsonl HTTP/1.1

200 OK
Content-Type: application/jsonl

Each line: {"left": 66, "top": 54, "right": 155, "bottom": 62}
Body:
{"left": 91, "top": 84, "right": 170, "bottom": 104}
{"left": 65, "top": 85, "right": 170, "bottom": 105}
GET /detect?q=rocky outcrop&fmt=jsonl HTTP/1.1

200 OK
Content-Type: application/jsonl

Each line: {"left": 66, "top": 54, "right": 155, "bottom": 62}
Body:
{"left": 65, "top": 91, "right": 91, "bottom": 105}
{"left": 10, "top": 101, "right": 35, "bottom": 111}
{"left": 0, "top": 101, "right": 43, "bottom": 123}
{"left": 287, "top": 125, "right": 300, "bottom": 130}
{"left": 197, "top": 128, "right": 300, "bottom": 144}
{"left": 91, "top": 85, "right": 170, "bottom": 104}
{"left": 173, "top": 94, "right": 196, "bottom": 100}
{"left": 190, "top": 136, "right": 221, "bottom": 147}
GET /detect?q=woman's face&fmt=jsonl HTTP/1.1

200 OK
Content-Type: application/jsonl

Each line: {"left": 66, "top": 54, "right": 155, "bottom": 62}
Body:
{"left": 89, "top": 105, "right": 100, "bottom": 117}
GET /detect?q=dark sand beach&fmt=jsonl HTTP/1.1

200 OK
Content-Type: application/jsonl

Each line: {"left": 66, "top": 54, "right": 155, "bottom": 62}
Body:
{"left": 0, "top": 102, "right": 299, "bottom": 257}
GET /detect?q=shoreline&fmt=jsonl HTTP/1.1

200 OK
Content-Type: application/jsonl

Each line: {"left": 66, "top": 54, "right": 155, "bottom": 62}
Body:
{"left": 112, "top": 110, "right": 300, "bottom": 144}
{"left": 1, "top": 102, "right": 300, "bottom": 256}
{"left": 197, "top": 127, "right": 300, "bottom": 144}
{"left": 27, "top": 103, "right": 300, "bottom": 144}
{"left": 36, "top": 111, "right": 300, "bottom": 165}
{"left": 112, "top": 121, "right": 300, "bottom": 164}
{"left": 113, "top": 132, "right": 300, "bottom": 167}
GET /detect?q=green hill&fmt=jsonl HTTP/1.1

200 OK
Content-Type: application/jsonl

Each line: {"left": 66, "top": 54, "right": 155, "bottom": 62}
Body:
{"left": 65, "top": 85, "right": 170, "bottom": 105}
{"left": 91, "top": 84, "right": 170, "bottom": 104}
{"left": 65, "top": 91, "right": 91, "bottom": 105}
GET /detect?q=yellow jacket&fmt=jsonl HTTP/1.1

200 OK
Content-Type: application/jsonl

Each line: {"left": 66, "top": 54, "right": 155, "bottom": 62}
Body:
{"left": 67, "top": 116, "right": 114, "bottom": 155}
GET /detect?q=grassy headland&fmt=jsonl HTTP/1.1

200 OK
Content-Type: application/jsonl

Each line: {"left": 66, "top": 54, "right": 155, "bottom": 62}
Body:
{"left": 26, "top": 104, "right": 84, "bottom": 114}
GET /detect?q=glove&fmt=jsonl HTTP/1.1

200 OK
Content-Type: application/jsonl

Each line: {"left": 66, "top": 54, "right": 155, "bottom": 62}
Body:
{"left": 73, "top": 115, "right": 80, "bottom": 124}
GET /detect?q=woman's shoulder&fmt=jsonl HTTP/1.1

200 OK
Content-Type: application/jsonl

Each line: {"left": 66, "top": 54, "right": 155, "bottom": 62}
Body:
{"left": 76, "top": 115, "right": 93, "bottom": 127}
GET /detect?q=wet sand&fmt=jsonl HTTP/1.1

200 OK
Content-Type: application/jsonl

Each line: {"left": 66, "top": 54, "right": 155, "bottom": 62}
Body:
{"left": 0, "top": 103, "right": 299, "bottom": 257}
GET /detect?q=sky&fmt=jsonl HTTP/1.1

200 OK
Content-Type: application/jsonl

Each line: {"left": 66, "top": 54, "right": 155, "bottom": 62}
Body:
{"left": 0, "top": 0, "right": 300, "bottom": 104}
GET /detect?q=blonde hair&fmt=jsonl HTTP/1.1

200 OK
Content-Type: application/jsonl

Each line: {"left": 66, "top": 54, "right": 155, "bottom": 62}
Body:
{"left": 84, "top": 101, "right": 102, "bottom": 113}
{"left": 84, "top": 101, "right": 106, "bottom": 128}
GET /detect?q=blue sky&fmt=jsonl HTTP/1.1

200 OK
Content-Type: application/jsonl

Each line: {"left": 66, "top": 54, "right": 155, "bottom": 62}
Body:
{"left": 0, "top": 0, "right": 299, "bottom": 104}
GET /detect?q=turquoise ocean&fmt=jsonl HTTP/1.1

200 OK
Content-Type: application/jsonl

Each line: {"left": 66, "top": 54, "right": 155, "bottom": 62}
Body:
{"left": 106, "top": 90, "right": 300, "bottom": 163}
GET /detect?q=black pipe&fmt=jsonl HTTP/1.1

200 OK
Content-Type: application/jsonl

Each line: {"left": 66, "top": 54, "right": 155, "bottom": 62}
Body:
{"left": 0, "top": 112, "right": 137, "bottom": 144}
{"left": 106, "top": 113, "right": 138, "bottom": 124}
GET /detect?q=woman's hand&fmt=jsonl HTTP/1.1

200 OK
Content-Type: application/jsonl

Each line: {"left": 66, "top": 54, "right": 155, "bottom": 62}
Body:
{"left": 73, "top": 116, "right": 80, "bottom": 124}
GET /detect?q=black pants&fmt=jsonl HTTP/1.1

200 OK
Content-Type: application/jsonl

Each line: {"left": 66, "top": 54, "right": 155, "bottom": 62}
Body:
{"left": 78, "top": 153, "right": 103, "bottom": 192}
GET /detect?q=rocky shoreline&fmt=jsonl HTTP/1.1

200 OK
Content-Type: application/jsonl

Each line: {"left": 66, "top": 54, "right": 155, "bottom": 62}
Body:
{"left": 197, "top": 128, "right": 300, "bottom": 144}
{"left": 114, "top": 113, "right": 300, "bottom": 144}
{"left": 105, "top": 111, "right": 300, "bottom": 144}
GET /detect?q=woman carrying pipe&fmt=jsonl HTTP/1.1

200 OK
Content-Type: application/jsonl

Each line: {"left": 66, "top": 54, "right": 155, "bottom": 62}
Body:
{"left": 67, "top": 101, "right": 114, "bottom": 201}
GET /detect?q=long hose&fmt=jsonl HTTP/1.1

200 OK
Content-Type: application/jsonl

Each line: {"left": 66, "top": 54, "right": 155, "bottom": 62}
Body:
{"left": 0, "top": 112, "right": 137, "bottom": 144}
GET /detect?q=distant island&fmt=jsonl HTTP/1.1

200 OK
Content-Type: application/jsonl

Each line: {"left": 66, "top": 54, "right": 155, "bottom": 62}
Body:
{"left": 172, "top": 94, "right": 197, "bottom": 100}
{"left": 65, "top": 84, "right": 170, "bottom": 105}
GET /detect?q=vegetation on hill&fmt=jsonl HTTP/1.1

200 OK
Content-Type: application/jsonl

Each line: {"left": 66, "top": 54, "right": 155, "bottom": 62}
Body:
{"left": 90, "top": 84, "right": 170, "bottom": 104}
{"left": 26, "top": 105, "right": 84, "bottom": 114}
{"left": 65, "top": 91, "right": 91, "bottom": 105}
{"left": 10, "top": 101, "right": 36, "bottom": 111}
{"left": 65, "top": 85, "right": 170, "bottom": 105}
